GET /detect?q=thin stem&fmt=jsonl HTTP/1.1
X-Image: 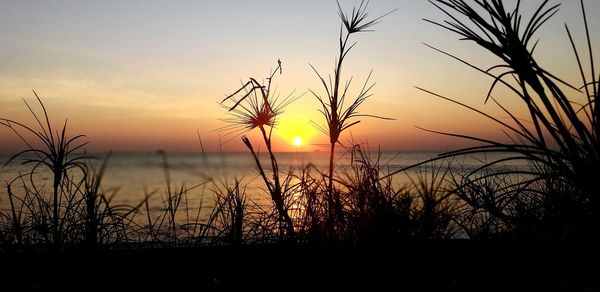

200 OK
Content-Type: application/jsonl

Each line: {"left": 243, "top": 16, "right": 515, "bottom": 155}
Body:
{"left": 259, "top": 125, "right": 295, "bottom": 238}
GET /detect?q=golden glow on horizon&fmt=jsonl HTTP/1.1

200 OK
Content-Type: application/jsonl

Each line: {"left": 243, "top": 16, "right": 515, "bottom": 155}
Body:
{"left": 274, "top": 113, "right": 320, "bottom": 151}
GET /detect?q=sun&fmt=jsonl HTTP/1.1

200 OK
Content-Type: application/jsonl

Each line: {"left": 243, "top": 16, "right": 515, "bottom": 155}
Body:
{"left": 293, "top": 136, "right": 303, "bottom": 147}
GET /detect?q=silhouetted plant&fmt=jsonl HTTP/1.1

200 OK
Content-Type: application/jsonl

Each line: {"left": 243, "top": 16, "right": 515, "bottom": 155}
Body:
{"left": 342, "top": 146, "right": 415, "bottom": 244}
{"left": 420, "top": 0, "right": 598, "bottom": 239}
{"left": 210, "top": 179, "right": 248, "bottom": 246}
{"left": 309, "top": 0, "right": 394, "bottom": 238}
{"left": 0, "top": 96, "right": 145, "bottom": 248}
{"left": 1, "top": 91, "right": 89, "bottom": 247}
{"left": 407, "top": 160, "right": 458, "bottom": 239}
{"left": 81, "top": 153, "right": 110, "bottom": 248}
{"left": 134, "top": 151, "right": 211, "bottom": 245}
{"left": 3, "top": 175, "right": 27, "bottom": 245}
{"left": 292, "top": 165, "right": 328, "bottom": 243}
{"left": 448, "top": 166, "right": 542, "bottom": 239}
{"left": 220, "top": 61, "right": 299, "bottom": 239}
{"left": 79, "top": 156, "right": 140, "bottom": 246}
{"left": 0, "top": 152, "right": 138, "bottom": 247}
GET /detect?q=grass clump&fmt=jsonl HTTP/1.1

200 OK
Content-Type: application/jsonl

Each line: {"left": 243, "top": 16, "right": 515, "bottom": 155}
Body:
{"left": 419, "top": 0, "right": 598, "bottom": 240}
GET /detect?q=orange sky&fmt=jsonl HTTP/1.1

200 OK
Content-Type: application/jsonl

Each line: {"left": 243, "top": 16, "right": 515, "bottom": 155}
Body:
{"left": 1, "top": 0, "right": 597, "bottom": 153}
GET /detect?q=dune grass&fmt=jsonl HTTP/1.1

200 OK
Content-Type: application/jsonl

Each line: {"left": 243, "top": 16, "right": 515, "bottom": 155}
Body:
{"left": 309, "top": 0, "right": 395, "bottom": 238}
{"left": 1, "top": 92, "right": 96, "bottom": 248}
{"left": 1, "top": 0, "right": 598, "bottom": 249}
{"left": 219, "top": 60, "right": 299, "bottom": 239}
{"left": 414, "top": 0, "right": 598, "bottom": 240}
{"left": 0, "top": 98, "right": 458, "bottom": 247}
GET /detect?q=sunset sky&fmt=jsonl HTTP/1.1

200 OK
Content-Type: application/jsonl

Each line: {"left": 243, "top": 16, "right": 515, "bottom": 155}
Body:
{"left": 1, "top": 0, "right": 598, "bottom": 153}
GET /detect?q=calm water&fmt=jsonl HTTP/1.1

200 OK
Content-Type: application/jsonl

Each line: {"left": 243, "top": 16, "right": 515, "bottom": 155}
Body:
{"left": 0, "top": 151, "right": 528, "bottom": 210}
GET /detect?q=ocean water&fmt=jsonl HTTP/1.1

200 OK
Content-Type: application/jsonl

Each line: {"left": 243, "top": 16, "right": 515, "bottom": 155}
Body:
{"left": 0, "top": 151, "right": 529, "bottom": 213}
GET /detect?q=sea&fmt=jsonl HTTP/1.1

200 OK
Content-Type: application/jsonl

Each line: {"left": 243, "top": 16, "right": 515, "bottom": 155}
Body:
{"left": 0, "top": 151, "right": 528, "bottom": 216}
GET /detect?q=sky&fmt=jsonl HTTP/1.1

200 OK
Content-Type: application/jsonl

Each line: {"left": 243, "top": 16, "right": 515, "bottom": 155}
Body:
{"left": 0, "top": 0, "right": 598, "bottom": 153}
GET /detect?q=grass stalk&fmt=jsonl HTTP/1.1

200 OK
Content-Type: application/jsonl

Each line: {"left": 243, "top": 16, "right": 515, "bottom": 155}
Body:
{"left": 220, "top": 61, "right": 298, "bottom": 239}
{"left": 309, "top": 0, "right": 394, "bottom": 237}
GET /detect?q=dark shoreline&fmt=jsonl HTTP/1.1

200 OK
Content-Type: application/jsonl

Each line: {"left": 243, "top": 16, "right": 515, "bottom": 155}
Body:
{"left": 1, "top": 240, "right": 597, "bottom": 291}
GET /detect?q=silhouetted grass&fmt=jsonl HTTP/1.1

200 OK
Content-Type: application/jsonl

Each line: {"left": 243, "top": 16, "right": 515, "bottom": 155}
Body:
{"left": 0, "top": 151, "right": 137, "bottom": 248}
{"left": 0, "top": 93, "right": 140, "bottom": 249}
{"left": 3, "top": 1, "right": 596, "bottom": 249}
{"left": 1, "top": 91, "right": 90, "bottom": 248}
{"left": 309, "top": 0, "right": 394, "bottom": 238}
{"left": 219, "top": 61, "right": 299, "bottom": 239}
{"left": 415, "top": 0, "right": 599, "bottom": 240}
{"left": 1, "top": 1, "right": 598, "bottom": 290}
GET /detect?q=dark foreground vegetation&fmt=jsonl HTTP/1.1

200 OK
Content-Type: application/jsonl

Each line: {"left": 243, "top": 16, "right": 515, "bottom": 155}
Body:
{"left": 1, "top": 241, "right": 597, "bottom": 291}
{"left": 1, "top": 0, "right": 599, "bottom": 291}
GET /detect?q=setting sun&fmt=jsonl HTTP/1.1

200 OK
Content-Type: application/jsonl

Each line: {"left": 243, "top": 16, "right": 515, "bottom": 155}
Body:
{"left": 293, "top": 136, "right": 303, "bottom": 147}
